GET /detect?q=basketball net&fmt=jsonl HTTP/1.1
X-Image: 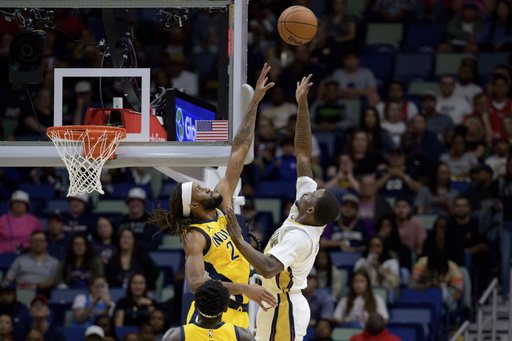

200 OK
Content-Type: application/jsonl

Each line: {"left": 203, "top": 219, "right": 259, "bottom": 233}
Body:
{"left": 47, "top": 126, "right": 126, "bottom": 196}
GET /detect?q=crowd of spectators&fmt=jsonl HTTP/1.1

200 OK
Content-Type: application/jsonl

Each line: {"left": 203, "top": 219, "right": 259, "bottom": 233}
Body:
{"left": 0, "top": 0, "right": 512, "bottom": 340}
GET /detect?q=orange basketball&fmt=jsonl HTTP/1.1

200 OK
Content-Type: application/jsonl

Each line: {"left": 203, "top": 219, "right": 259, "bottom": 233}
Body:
{"left": 278, "top": 6, "right": 318, "bottom": 46}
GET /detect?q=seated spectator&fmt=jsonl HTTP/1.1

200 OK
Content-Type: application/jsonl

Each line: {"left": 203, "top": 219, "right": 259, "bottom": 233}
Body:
{"left": 114, "top": 273, "right": 156, "bottom": 327}
{"left": 421, "top": 91, "right": 455, "bottom": 145}
{"left": 354, "top": 236, "right": 401, "bottom": 290}
{"left": 349, "top": 313, "right": 401, "bottom": 341}
{"left": 321, "top": 0, "right": 357, "bottom": 56}
{"left": 119, "top": 188, "right": 161, "bottom": 251}
{"left": 324, "top": 154, "right": 360, "bottom": 193}
{"left": 441, "top": 2, "right": 484, "bottom": 53}
{"left": 0, "top": 282, "right": 30, "bottom": 341}
{"left": 84, "top": 325, "right": 105, "bottom": 341}
{"left": 376, "top": 81, "right": 419, "bottom": 123}
{"left": 169, "top": 53, "right": 198, "bottom": 96}
{"left": 410, "top": 115, "right": 443, "bottom": 164}
{"left": 369, "top": 0, "right": 417, "bottom": 22}
{"left": 376, "top": 147, "right": 422, "bottom": 204}
{"left": 121, "top": 333, "right": 141, "bottom": 341}
{"left": 314, "top": 250, "right": 345, "bottom": 301}
{"left": 401, "top": 128, "right": 431, "bottom": 182}
{"left": 264, "top": 136, "right": 297, "bottom": 181}
{"left": 380, "top": 102, "right": 407, "bottom": 147}
{"left": 329, "top": 52, "right": 379, "bottom": 106}
{"left": 94, "top": 314, "right": 117, "bottom": 341}
{"left": 393, "top": 198, "right": 427, "bottom": 254}
{"left": 45, "top": 214, "right": 70, "bottom": 261}
{"left": 12, "top": 89, "right": 53, "bottom": 141}
{"left": 304, "top": 268, "right": 335, "bottom": 327}
{"left": 463, "top": 93, "right": 494, "bottom": 147}
{"left": 315, "top": 318, "right": 334, "bottom": 341}
{"left": 105, "top": 228, "right": 159, "bottom": 291}
{"left": 488, "top": 75, "right": 512, "bottom": 139}
{"left": 0, "top": 314, "right": 13, "bottom": 341}
{"left": 422, "top": 216, "right": 448, "bottom": 256}
{"left": 55, "top": 234, "right": 104, "bottom": 289}
{"left": 415, "top": 163, "right": 459, "bottom": 216}
{"left": 26, "top": 296, "right": 65, "bottom": 341}
{"left": 465, "top": 164, "right": 494, "bottom": 213}
{"left": 320, "top": 194, "right": 373, "bottom": 252}
{"left": 409, "top": 249, "right": 464, "bottom": 312}
{"left": 476, "top": 0, "right": 512, "bottom": 51}
{"left": 440, "top": 134, "right": 479, "bottom": 179}
{"left": 4, "top": 231, "right": 58, "bottom": 293}
{"left": 148, "top": 310, "right": 168, "bottom": 341}
{"left": 332, "top": 270, "right": 389, "bottom": 328}
{"left": 375, "top": 215, "right": 412, "bottom": 271}
{"left": 29, "top": 167, "right": 68, "bottom": 198}
{"left": 358, "top": 174, "right": 392, "bottom": 225}
{"left": 61, "top": 193, "right": 95, "bottom": 237}
{"left": 436, "top": 75, "right": 473, "bottom": 125}
{"left": 454, "top": 65, "right": 484, "bottom": 106}
{"left": 360, "top": 107, "right": 394, "bottom": 155}
{"left": 254, "top": 117, "right": 278, "bottom": 169}
{"left": 464, "top": 117, "right": 489, "bottom": 160}
{"left": 24, "top": 329, "right": 44, "bottom": 341}
{"left": 260, "top": 86, "right": 297, "bottom": 130}
{"left": 92, "top": 217, "right": 118, "bottom": 265}
{"left": 73, "top": 276, "right": 115, "bottom": 327}
{"left": 0, "top": 190, "right": 42, "bottom": 254}
{"left": 346, "top": 130, "right": 386, "bottom": 178}
{"left": 125, "top": 168, "right": 152, "bottom": 187}
{"left": 310, "top": 81, "right": 354, "bottom": 133}
{"left": 485, "top": 138, "right": 510, "bottom": 178}
{"left": 139, "top": 323, "right": 157, "bottom": 341}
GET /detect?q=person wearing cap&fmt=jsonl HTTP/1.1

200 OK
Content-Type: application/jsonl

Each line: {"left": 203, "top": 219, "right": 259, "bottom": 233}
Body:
{"left": 0, "top": 190, "right": 42, "bottom": 254}
{"left": 224, "top": 75, "right": 341, "bottom": 341}
{"left": 320, "top": 193, "right": 372, "bottom": 253}
{"left": 61, "top": 192, "right": 95, "bottom": 237}
{"left": 303, "top": 267, "right": 334, "bottom": 328}
{"left": 119, "top": 187, "right": 161, "bottom": 251}
{"left": 421, "top": 89, "right": 455, "bottom": 145}
{"left": 0, "top": 281, "right": 30, "bottom": 341}
{"left": 84, "top": 325, "right": 104, "bottom": 341}
{"left": 147, "top": 64, "right": 277, "bottom": 328}
{"left": 26, "top": 295, "right": 65, "bottom": 341}
{"left": 376, "top": 147, "right": 422, "bottom": 204}
{"left": 71, "top": 80, "right": 101, "bottom": 126}
{"left": 163, "top": 280, "right": 255, "bottom": 340}
{"left": 4, "top": 230, "right": 58, "bottom": 293}
{"left": 45, "top": 213, "right": 70, "bottom": 261}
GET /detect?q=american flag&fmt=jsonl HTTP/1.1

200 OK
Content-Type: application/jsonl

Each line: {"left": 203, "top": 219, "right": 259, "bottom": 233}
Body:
{"left": 195, "top": 120, "right": 228, "bottom": 141}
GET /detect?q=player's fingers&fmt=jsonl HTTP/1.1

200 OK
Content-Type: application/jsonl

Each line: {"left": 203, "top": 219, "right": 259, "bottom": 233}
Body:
{"left": 265, "top": 82, "right": 275, "bottom": 90}
{"left": 306, "top": 74, "right": 313, "bottom": 83}
{"left": 257, "top": 302, "right": 268, "bottom": 312}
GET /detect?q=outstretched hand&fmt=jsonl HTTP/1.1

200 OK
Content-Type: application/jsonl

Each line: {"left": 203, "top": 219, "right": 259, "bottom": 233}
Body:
{"left": 244, "top": 284, "right": 277, "bottom": 312}
{"left": 225, "top": 206, "right": 242, "bottom": 239}
{"left": 296, "top": 74, "right": 313, "bottom": 104}
{"left": 253, "top": 63, "right": 275, "bottom": 103}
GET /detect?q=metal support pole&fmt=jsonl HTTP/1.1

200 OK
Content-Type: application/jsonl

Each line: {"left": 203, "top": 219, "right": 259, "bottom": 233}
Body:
{"left": 492, "top": 286, "right": 498, "bottom": 341}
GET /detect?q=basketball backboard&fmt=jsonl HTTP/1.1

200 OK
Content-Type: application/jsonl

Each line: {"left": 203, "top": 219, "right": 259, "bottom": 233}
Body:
{"left": 0, "top": 0, "right": 251, "bottom": 168}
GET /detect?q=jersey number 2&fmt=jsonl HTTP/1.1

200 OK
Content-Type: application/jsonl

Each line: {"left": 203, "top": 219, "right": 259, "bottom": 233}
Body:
{"left": 226, "top": 241, "right": 239, "bottom": 260}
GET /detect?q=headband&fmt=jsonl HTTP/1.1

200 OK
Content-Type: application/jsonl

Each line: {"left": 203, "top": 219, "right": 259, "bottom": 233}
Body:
{"left": 181, "top": 182, "right": 193, "bottom": 217}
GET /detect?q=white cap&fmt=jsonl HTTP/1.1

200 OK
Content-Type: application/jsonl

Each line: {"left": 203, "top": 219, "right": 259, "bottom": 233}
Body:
{"left": 10, "top": 190, "right": 30, "bottom": 204}
{"left": 84, "top": 325, "right": 104, "bottom": 338}
{"left": 75, "top": 80, "right": 92, "bottom": 93}
{"left": 69, "top": 192, "right": 89, "bottom": 204}
{"left": 127, "top": 187, "right": 147, "bottom": 203}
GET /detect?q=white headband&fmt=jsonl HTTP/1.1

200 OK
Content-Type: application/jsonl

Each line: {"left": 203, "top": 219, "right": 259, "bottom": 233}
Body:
{"left": 181, "top": 182, "right": 193, "bottom": 217}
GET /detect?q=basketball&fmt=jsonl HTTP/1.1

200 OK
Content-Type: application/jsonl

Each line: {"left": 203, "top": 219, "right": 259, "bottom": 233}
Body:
{"left": 278, "top": 6, "right": 318, "bottom": 46}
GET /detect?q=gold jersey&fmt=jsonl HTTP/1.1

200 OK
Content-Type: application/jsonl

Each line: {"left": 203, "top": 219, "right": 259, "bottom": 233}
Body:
{"left": 181, "top": 321, "right": 241, "bottom": 340}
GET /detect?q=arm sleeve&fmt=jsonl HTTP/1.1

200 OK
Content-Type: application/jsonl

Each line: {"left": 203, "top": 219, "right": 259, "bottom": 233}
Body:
{"left": 5, "top": 258, "right": 20, "bottom": 279}
{"left": 266, "top": 230, "right": 311, "bottom": 269}
{"left": 72, "top": 294, "right": 87, "bottom": 309}
{"left": 409, "top": 257, "right": 427, "bottom": 287}
{"left": 333, "top": 298, "right": 347, "bottom": 320}
{"left": 375, "top": 295, "right": 389, "bottom": 320}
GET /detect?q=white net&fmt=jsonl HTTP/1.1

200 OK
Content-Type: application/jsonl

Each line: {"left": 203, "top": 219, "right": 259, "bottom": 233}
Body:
{"left": 47, "top": 126, "right": 126, "bottom": 196}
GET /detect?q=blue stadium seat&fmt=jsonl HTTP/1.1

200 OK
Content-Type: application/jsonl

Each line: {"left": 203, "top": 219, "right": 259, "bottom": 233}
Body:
{"left": 398, "top": 288, "right": 443, "bottom": 338}
{"left": 60, "top": 326, "right": 86, "bottom": 341}
{"left": 149, "top": 250, "right": 184, "bottom": 285}
{"left": 389, "top": 307, "right": 432, "bottom": 340}
{"left": 451, "top": 180, "right": 469, "bottom": 193}
{"left": 159, "top": 181, "right": 177, "bottom": 199}
{"left": 44, "top": 199, "right": 70, "bottom": 215}
{"left": 19, "top": 184, "right": 56, "bottom": 202}
{"left": 111, "top": 183, "right": 151, "bottom": 199}
{"left": 330, "top": 251, "right": 362, "bottom": 280}
{"left": 477, "top": 52, "right": 510, "bottom": 77}
{"left": 0, "top": 254, "right": 18, "bottom": 272}
{"left": 255, "top": 181, "right": 297, "bottom": 200}
{"left": 387, "top": 322, "right": 425, "bottom": 341}
{"left": 110, "top": 287, "right": 126, "bottom": 302}
{"left": 115, "top": 326, "right": 139, "bottom": 339}
{"left": 50, "top": 288, "right": 89, "bottom": 303}
{"left": 360, "top": 50, "right": 395, "bottom": 81}
{"left": 404, "top": 23, "right": 445, "bottom": 53}
{"left": 394, "top": 53, "right": 433, "bottom": 81}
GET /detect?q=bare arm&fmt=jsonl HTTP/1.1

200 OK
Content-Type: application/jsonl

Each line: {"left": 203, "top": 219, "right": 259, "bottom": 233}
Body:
{"left": 295, "top": 75, "right": 314, "bottom": 178}
{"left": 225, "top": 207, "right": 284, "bottom": 279}
{"left": 237, "top": 327, "right": 257, "bottom": 341}
{"left": 215, "top": 64, "right": 275, "bottom": 210}
{"left": 162, "top": 327, "right": 181, "bottom": 341}
{"left": 114, "top": 309, "right": 124, "bottom": 327}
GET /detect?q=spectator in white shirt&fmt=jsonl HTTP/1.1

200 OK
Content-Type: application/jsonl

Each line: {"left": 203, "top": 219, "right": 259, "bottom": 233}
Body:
{"left": 485, "top": 138, "right": 511, "bottom": 179}
{"left": 380, "top": 102, "right": 407, "bottom": 147}
{"left": 260, "top": 86, "right": 297, "bottom": 130}
{"left": 169, "top": 53, "right": 198, "bottom": 96}
{"left": 376, "top": 81, "right": 419, "bottom": 122}
{"left": 437, "top": 75, "right": 472, "bottom": 125}
{"left": 454, "top": 64, "right": 484, "bottom": 106}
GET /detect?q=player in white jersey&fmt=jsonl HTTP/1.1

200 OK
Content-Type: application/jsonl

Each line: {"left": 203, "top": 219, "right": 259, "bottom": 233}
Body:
{"left": 225, "top": 74, "right": 341, "bottom": 341}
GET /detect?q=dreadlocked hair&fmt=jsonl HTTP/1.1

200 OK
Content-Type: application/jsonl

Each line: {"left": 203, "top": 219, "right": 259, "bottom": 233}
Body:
{"left": 147, "top": 183, "right": 194, "bottom": 239}
{"left": 195, "top": 280, "right": 230, "bottom": 317}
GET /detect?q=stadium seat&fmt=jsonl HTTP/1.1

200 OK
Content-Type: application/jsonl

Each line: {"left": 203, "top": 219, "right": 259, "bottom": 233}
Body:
{"left": 389, "top": 307, "right": 432, "bottom": 340}
{"left": 366, "top": 23, "right": 403, "bottom": 49}
{"left": 415, "top": 214, "right": 438, "bottom": 231}
{"left": 394, "top": 53, "right": 433, "bottom": 81}
{"left": 115, "top": 326, "right": 139, "bottom": 339}
{"left": 346, "top": 0, "right": 366, "bottom": 18}
{"left": 0, "top": 254, "right": 18, "bottom": 272}
{"left": 360, "top": 50, "right": 395, "bottom": 81}
{"left": 158, "top": 235, "right": 183, "bottom": 250}
{"left": 398, "top": 288, "right": 443, "bottom": 337}
{"left": 149, "top": 250, "right": 184, "bottom": 285}
{"left": 404, "top": 23, "right": 445, "bottom": 53}
{"left": 435, "top": 53, "right": 472, "bottom": 76}
{"left": 255, "top": 181, "right": 297, "bottom": 200}
{"left": 64, "top": 309, "right": 74, "bottom": 327}
{"left": 19, "top": 183, "right": 56, "bottom": 202}
{"left": 16, "top": 288, "right": 35, "bottom": 307}
{"left": 60, "top": 326, "right": 86, "bottom": 341}
{"left": 478, "top": 52, "right": 510, "bottom": 77}
{"left": 50, "top": 288, "right": 89, "bottom": 303}
{"left": 372, "top": 286, "right": 387, "bottom": 304}
{"left": 159, "top": 181, "right": 177, "bottom": 199}
{"left": 387, "top": 322, "right": 425, "bottom": 341}
{"left": 254, "top": 198, "right": 281, "bottom": 225}
{"left": 110, "top": 183, "right": 151, "bottom": 199}
{"left": 44, "top": 199, "right": 70, "bottom": 215}
{"left": 451, "top": 180, "right": 469, "bottom": 193}
{"left": 332, "top": 327, "right": 362, "bottom": 341}
{"left": 407, "top": 81, "right": 440, "bottom": 96}
{"left": 93, "top": 200, "right": 128, "bottom": 215}
{"left": 109, "top": 287, "right": 125, "bottom": 302}
{"left": 330, "top": 251, "right": 362, "bottom": 280}
{"left": 1, "top": 118, "right": 18, "bottom": 140}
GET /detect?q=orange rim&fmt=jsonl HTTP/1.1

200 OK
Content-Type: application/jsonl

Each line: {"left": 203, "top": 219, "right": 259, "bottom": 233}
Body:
{"left": 47, "top": 125, "right": 127, "bottom": 141}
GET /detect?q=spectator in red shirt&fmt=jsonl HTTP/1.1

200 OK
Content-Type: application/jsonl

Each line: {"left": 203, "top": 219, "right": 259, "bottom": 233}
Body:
{"left": 489, "top": 75, "right": 512, "bottom": 138}
{"left": 349, "top": 313, "right": 401, "bottom": 341}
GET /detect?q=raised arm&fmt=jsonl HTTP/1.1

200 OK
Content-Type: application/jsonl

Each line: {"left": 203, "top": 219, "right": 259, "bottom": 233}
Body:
{"left": 215, "top": 64, "right": 274, "bottom": 207}
{"left": 295, "top": 74, "right": 314, "bottom": 178}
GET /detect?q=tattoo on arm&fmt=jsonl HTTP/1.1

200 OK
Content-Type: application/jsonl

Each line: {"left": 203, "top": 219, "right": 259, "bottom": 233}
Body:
{"left": 232, "top": 103, "right": 257, "bottom": 148}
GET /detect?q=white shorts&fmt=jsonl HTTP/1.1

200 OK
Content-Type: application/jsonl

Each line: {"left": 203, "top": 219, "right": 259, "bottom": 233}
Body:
{"left": 255, "top": 292, "right": 310, "bottom": 341}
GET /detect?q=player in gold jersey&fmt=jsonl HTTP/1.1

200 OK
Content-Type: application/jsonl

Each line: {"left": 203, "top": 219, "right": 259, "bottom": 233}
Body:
{"left": 163, "top": 280, "right": 255, "bottom": 341}
{"left": 148, "top": 64, "right": 277, "bottom": 328}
